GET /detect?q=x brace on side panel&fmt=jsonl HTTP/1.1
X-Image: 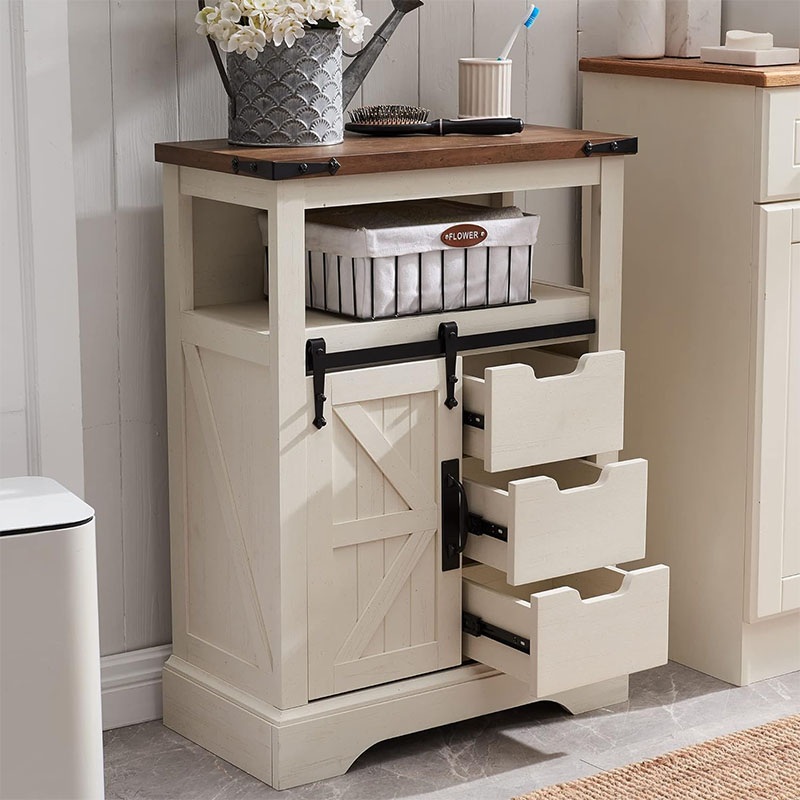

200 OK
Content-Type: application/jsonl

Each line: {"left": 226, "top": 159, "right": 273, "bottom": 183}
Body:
{"left": 306, "top": 318, "right": 597, "bottom": 429}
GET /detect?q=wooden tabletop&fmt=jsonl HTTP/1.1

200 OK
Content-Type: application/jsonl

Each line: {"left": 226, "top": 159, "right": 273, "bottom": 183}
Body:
{"left": 154, "top": 124, "right": 635, "bottom": 181}
{"left": 580, "top": 56, "right": 800, "bottom": 88}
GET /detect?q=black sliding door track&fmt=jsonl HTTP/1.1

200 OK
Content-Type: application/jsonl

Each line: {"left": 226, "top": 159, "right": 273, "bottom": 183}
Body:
{"left": 306, "top": 318, "right": 596, "bottom": 429}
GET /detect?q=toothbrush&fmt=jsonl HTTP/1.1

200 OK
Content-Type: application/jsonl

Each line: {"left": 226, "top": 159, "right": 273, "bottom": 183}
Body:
{"left": 498, "top": 5, "right": 540, "bottom": 61}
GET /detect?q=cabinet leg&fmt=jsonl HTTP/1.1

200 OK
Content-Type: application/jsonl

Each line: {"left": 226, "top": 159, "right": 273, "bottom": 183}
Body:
{"left": 545, "top": 674, "right": 629, "bottom": 715}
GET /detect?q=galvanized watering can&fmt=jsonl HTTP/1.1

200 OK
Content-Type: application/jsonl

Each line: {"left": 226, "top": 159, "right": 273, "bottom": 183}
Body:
{"left": 201, "top": 0, "right": 424, "bottom": 147}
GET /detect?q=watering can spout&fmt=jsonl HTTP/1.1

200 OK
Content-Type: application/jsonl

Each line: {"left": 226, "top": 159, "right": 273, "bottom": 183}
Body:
{"left": 341, "top": 0, "right": 424, "bottom": 109}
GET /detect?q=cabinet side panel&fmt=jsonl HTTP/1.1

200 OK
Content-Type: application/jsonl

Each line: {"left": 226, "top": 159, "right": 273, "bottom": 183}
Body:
{"left": 583, "top": 73, "right": 757, "bottom": 684}
{"left": 182, "top": 346, "right": 275, "bottom": 697}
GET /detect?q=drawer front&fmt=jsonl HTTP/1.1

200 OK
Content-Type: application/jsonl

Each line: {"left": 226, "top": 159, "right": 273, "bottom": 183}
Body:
{"left": 760, "top": 87, "right": 800, "bottom": 202}
{"left": 462, "top": 458, "right": 648, "bottom": 585}
{"left": 462, "top": 564, "right": 669, "bottom": 698}
{"left": 462, "top": 350, "right": 625, "bottom": 472}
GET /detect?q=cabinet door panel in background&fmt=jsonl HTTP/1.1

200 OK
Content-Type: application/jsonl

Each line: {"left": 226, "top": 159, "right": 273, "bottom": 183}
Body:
{"left": 751, "top": 204, "right": 800, "bottom": 618}
{"left": 781, "top": 245, "right": 800, "bottom": 592}
{"left": 307, "top": 359, "right": 462, "bottom": 699}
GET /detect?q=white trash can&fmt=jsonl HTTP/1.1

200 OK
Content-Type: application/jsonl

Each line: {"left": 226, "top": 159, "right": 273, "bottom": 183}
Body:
{"left": 0, "top": 477, "right": 104, "bottom": 800}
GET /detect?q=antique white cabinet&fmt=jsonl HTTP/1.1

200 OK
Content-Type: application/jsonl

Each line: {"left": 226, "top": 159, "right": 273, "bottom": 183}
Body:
{"left": 582, "top": 58, "right": 800, "bottom": 686}
{"left": 156, "top": 130, "right": 669, "bottom": 789}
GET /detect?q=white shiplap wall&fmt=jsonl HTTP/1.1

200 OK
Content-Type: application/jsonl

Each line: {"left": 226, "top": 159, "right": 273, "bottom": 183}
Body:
{"left": 1, "top": 0, "right": 28, "bottom": 480}
{"left": 69, "top": 0, "right": 620, "bottom": 658}
{"left": 3, "top": 0, "right": 84, "bottom": 497}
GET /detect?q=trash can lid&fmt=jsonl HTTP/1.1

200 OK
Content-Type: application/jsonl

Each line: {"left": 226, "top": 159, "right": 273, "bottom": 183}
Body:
{"left": 0, "top": 477, "right": 94, "bottom": 536}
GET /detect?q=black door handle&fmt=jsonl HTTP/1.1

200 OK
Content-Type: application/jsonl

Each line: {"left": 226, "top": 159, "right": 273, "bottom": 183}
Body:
{"left": 441, "top": 459, "right": 469, "bottom": 571}
{"left": 446, "top": 473, "right": 470, "bottom": 557}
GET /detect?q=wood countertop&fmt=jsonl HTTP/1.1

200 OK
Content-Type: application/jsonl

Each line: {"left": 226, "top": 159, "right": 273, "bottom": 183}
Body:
{"left": 155, "top": 124, "right": 635, "bottom": 181}
{"left": 580, "top": 56, "right": 800, "bottom": 88}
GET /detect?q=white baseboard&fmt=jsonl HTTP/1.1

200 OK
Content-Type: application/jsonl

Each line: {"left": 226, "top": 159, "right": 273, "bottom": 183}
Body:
{"left": 101, "top": 644, "right": 171, "bottom": 730}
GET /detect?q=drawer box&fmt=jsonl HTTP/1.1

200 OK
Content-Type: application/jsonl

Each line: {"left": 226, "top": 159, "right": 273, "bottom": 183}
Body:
{"left": 462, "top": 457, "right": 648, "bottom": 585}
{"left": 462, "top": 564, "right": 669, "bottom": 698}
{"left": 759, "top": 87, "right": 800, "bottom": 202}
{"left": 462, "top": 349, "right": 625, "bottom": 471}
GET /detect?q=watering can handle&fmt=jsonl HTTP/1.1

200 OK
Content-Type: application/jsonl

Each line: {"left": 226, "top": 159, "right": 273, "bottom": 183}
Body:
{"left": 198, "top": 0, "right": 237, "bottom": 117}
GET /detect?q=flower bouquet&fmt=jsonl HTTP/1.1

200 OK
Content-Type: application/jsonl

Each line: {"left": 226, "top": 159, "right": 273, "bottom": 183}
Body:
{"left": 196, "top": 0, "right": 370, "bottom": 57}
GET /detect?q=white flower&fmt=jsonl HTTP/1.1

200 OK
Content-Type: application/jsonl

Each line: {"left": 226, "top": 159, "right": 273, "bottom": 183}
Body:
{"left": 241, "top": 0, "right": 274, "bottom": 25}
{"left": 242, "top": 0, "right": 276, "bottom": 10}
{"left": 195, "top": 4, "right": 221, "bottom": 35}
{"left": 211, "top": 17, "right": 239, "bottom": 45}
{"left": 270, "top": 15, "right": 306, "bottom": 46}
{"left": 220, "top": 1, "right": 243, "bottom": 22}
{"left": 228, "top": 25, "right": 268, "bottom": 58}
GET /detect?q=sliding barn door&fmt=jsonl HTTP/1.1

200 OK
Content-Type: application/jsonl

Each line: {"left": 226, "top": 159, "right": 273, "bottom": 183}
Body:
{"left": 308, "top": 358, "right": 462, "bottom": 699}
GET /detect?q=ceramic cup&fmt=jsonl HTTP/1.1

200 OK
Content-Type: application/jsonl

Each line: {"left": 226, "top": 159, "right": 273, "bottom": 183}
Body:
{"left": 458, "top": 58, "right": 512, "bottom": 118}
{"left": 618, "top": 0, "right": 666, "bottom": 58}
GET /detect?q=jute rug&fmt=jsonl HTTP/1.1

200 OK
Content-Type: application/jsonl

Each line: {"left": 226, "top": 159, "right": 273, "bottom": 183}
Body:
{"left": 515, "top": 714, "right": 800, "bottom": 800}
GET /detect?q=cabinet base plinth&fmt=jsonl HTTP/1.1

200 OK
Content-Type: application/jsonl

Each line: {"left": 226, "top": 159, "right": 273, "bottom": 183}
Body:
{"left": 162, "top": 655, "right": 629, "bottom": 790}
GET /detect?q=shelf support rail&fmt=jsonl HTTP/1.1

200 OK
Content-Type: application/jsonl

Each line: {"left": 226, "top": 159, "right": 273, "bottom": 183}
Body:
{"left": 305, "top": 317, "right": 597, "bottom": 430}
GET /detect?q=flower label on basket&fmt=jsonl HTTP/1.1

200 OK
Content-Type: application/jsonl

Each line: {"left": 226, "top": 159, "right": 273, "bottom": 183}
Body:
{"left": 440, "top": 224, "right": 489, "bottom": 248}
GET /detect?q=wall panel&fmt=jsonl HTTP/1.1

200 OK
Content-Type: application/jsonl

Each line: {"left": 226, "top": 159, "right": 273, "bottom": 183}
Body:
{"left": 68, "top": 0, "right": 125, "bottom": 656}
{"left": 418, "top": 0, "right": 473, "bottom": 119}
{"left": 110, "top": 0, "right": 178, "bottom": 650}
{"left": 362, "top": 0, "right": 421, "bottom": 107}
{"left": 0, "top": 1, "right": 28, "bottom": 475}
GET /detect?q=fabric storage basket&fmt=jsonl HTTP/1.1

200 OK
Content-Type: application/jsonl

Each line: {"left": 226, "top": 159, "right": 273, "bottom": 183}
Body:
{"left": 258, "top": 199, "right": 540, "bottom": 320}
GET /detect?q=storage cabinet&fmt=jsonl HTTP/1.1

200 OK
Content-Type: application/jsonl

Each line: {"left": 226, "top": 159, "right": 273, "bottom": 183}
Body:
{"left": 156, "top": 130, "right": 668, "bottom": 789}
{"left": 582, "top": 57, "right": 800, "bottom": 686}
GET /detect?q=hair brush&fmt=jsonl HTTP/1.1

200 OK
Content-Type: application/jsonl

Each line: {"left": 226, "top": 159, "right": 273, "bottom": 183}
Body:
{"left": 346, "top": 105, "right": 524, "bottom": 137}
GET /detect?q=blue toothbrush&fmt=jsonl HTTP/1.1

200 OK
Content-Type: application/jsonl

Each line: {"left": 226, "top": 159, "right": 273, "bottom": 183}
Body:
{"left": 498, "top": 5, "right": 540, "bottom": 60}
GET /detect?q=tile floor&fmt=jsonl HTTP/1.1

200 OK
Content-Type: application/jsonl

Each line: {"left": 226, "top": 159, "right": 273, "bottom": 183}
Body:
{"left": 104, "top": 662, "right": 800, "bottom": 799}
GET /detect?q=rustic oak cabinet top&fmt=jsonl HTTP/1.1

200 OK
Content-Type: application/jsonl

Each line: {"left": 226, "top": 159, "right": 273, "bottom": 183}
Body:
{"left": 581, "top": 56, "right": 800, "bottom": 88}
{"left": 155, "top": 125, "right": 634, "bottom": 180}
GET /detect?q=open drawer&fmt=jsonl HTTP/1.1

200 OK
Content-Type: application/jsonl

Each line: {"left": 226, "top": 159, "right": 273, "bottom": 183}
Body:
{"left": 462, "top": 563, "right": 669, "bottom": 698}
{"left": 462, "top": 457, "right": 648, "bottom": 585}
{"left": 462, "top": 349, "right": 625, "bottom": 472}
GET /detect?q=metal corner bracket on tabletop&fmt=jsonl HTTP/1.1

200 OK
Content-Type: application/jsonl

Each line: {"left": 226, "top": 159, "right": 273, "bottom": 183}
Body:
{"left": 231, "top": 156, "right": 341, "bottom": 180}
{"left": 582, "top": 137, "right": 638, "bottom": 157}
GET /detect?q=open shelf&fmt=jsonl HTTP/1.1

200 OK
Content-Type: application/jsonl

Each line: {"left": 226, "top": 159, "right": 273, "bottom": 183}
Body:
{"left": 181, "top": 281, "right": 591, "bottom": 365}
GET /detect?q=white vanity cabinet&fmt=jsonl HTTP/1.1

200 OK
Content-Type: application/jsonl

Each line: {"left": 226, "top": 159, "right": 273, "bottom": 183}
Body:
{"left": 753, "top": 201, "right": 800, "bottom": 617}
{"left": 156, "top": 131, "right": 668, "bottom": 789}
{"left": 582, "top": 58, "right": 800, "bottom": 686}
